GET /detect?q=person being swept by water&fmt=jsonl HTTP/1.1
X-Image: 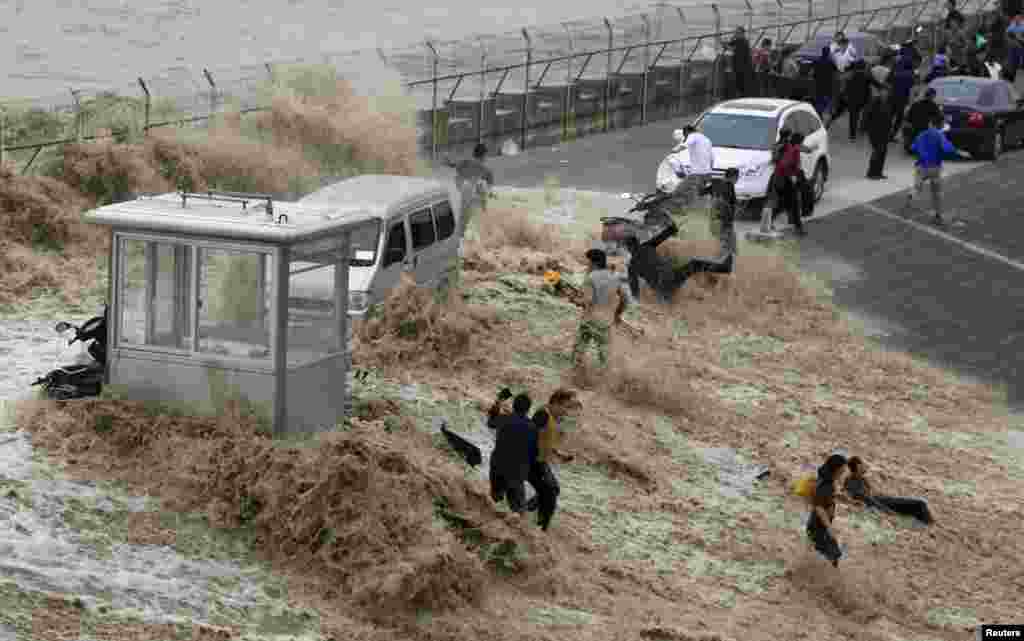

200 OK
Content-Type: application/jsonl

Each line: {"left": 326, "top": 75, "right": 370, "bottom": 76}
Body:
{"left": 446, "top": 142, "right": 495, "bottom": 239}
{"left": 493, "top": 388, "right": 581, "bottom": 530}
{"left": 486, "top": 391, "right": 536, "bottom": 516}
{"left": 573, "top": 248, "right": 629, "bottom": 370}
{"left": 708, "top": 167, "right": 739, "bottom": 260}
{"left": 843, "top": 456, "right": 934, "bottom": 524}
{"left": 806, "top": 453, "right": 850, "bottom": 568}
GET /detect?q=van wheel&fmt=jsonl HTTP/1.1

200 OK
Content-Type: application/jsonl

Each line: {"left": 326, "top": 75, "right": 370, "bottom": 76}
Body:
{"left": 812, "top": 161, "right": 827, "bottom": 203}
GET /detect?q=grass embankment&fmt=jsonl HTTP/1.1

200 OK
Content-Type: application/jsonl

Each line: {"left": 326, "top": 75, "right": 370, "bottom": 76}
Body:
{"left": 12, "top": 196, "right": 1024, "bottom": 641}
{"left": 0, "top": 64, "right": 423, "bottom": 317}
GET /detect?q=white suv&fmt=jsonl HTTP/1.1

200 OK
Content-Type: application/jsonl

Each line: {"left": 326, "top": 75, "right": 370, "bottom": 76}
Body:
{"left": 674, "top": 98, "right": 830, "bottom": 217}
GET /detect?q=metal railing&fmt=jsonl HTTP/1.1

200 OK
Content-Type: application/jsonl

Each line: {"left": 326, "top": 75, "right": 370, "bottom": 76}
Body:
{"left": 0, "top": 0, "right": 994, "bottom": 172}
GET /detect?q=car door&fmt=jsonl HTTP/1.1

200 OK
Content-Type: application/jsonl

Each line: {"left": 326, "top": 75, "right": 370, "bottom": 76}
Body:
{"left": 374, "top": 217, "right": 411, "bottom": 302}
{"left": 408, "top": 206, "right": 441, "bottom": 286}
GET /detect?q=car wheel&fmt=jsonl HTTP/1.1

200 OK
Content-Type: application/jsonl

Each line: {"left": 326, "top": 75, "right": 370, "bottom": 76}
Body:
{"left": 986, "top": 129, "right": 1003, "bottom": 160}
{"left": 741, "top": 197, "right": 766, "bottom": 221}
{"left": 812, "top": 162, "right": 827, "bottom": 203}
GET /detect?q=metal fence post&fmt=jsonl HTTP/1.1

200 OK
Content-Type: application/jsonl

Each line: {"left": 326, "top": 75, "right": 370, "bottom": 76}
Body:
{"left": 521, "top": 27, "right": 532, "bottom": 151}
{"left": 712, "top": 4, "right": 721, "bottom": 102}
{"left": 0, "top": 107, "right": 6, "bottom": 168}
{"left": 138, "top": 78, "right": 151, "bottom": 135}
{"left": 676, "top": 7, "right": 689, "bottom": 116}
{"left": 604, "top": 17, "right": 613, "bottom": 132}
{"left": 777, "top": 0, "right": 784, "bottom": 51}
{"left": 478, "top": 37, "right": 487, "bottom": 145}
{"left": 562, "top": 22, "right": 574, "bottom": 140}
{"left": 70, "top": 89, "right": 82, "bottom": 143}
{"left": 203, "top": 68, "right": 217, "bottom": 126}
{"left": 807, "top": 0, "right": 813, "bottom": 40}
{"left": 426, "top": 40, "right": 440, "bottom": 161}
{"left": 642, "top": 14, "right": 651, "bottom": 124}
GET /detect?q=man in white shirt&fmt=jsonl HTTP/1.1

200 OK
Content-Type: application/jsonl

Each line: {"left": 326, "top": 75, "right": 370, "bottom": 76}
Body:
{"left": 674, "top": 123, "right": 715, "bottom": 209}
{"left": 829, "top": 32, "right": 859, "bottom": 72}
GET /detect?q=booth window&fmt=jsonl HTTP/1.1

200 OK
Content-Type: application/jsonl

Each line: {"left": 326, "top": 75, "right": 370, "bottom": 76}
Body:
{"left": 197, "top": 248, "right": 273, "bottom": 359}
{"left": 287, "top": 231, "right": 360, "bottom": 367}
{"left": 118, "top": 239, "right": 194, "bottom": 350}
{"left": 410, "top": 209, "right": 436, "bottom": 250}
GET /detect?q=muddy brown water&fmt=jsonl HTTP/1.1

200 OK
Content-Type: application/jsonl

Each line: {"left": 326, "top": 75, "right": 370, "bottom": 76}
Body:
{"left": 0, "top": 325, "right": 320, "bottom": 637}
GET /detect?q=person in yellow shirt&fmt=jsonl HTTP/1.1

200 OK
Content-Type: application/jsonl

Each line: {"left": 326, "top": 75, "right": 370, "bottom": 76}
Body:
{"left": 526, "top": 389, "right": 582, "bottom": 531}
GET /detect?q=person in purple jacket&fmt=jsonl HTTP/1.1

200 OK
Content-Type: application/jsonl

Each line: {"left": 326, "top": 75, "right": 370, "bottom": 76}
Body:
{"left": 903, "top": 115, "right": 970, "bottom": 225}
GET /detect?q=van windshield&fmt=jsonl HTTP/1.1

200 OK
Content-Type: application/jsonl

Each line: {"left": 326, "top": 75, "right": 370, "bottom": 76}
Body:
{"left": 290, "top": 220, "right": 381, "bottom": 268}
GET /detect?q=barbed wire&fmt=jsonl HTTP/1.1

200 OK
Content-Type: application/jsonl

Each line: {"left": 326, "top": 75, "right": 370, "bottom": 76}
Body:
{"left": 0, "top": 0, "right": 992, "bottom": 144}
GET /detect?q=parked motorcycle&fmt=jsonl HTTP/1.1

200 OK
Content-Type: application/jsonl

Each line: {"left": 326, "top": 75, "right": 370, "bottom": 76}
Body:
{"left": 31, "top": 305, "right": 108, "bottom": 400}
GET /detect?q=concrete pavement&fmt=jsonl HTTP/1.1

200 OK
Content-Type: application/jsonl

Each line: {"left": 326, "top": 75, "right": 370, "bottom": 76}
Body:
{"left": 484, "top": 115, "right": 985, "bottom": 220}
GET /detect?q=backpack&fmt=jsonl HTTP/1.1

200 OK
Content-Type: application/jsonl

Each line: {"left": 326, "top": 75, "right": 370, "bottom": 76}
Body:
{"left": 792, "top": 474, "right": 817, "bottom": 500}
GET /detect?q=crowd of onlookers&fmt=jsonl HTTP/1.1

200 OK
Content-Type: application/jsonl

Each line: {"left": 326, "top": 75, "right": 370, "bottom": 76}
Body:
{"left": 721, "top": 0, "right": 1024, "bottom": 118}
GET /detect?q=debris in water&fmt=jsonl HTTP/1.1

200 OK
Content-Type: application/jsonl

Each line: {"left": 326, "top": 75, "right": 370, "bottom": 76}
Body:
{"left": 699, "top": 447, "right": 770, "bottom": 499}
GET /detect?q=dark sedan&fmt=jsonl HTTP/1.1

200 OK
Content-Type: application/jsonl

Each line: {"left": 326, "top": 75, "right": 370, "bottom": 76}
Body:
{"left": 779, "top": 30, "right": 889, "bottom": 98}
{"left": 903, "top": 76, "right": 1024, "bottom": 160}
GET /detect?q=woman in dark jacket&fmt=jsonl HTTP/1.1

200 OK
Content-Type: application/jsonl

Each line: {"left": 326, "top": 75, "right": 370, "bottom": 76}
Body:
{"left": 828, "top": 59, "right": 872, "bottom": 140}
{"left": 813, "top": 45, "right": 837, "bottom": 118}
{"left": 889, "top": 50, "right": 917, "bottom": 140}
{"left": 844, "top": 457, "right": 934, "bottom": 524}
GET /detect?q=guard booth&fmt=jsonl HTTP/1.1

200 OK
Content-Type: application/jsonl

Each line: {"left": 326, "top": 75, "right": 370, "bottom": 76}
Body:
{"left": 84, "top": 191, "right": 379, "bottom": 435}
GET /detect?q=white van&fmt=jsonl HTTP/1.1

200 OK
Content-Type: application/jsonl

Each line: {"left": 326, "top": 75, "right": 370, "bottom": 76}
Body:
{"left": 295, "top": 174, "right": 463, "bottom": 317}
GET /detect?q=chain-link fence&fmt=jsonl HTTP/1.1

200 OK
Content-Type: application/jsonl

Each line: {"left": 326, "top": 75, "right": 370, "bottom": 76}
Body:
{"left": 0, "top": 0, "right": 996, "bottom": 172}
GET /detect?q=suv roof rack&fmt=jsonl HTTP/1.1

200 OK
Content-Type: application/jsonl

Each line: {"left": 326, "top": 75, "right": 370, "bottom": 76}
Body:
{"left": 176, "top": 190, "right": 275, "bottom": 215}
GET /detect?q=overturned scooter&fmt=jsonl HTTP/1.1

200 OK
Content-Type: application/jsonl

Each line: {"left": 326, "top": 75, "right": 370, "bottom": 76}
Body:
{"left": 600, "top": 191, "right": 680, "bottom": 253}
{"left": 32, "top": 305, "right": 108, "bottom": 400}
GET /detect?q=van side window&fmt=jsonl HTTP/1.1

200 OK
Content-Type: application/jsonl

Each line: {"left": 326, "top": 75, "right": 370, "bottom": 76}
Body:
{"left": 433, "top": 201, "right": 456, "bottom": 240}
{"left": 410, "top": 209, "right": 436, "bottom": 250}
{"left": 383, "top": 222, "right": 407, "bottom": 267}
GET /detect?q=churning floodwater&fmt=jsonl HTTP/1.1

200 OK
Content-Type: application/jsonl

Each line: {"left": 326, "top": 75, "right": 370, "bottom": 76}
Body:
{"left": 2, "top": 0, "right": 863, "bottom": 104}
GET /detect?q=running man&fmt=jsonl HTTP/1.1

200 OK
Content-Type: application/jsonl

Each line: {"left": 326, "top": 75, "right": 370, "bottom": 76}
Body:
{"left": 904, "top": 115, "right": 970, "bottom": 226}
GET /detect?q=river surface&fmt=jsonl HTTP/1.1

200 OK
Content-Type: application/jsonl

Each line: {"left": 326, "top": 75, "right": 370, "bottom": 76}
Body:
{"left": 1, "top": 0, "right": 863, "bottom": 104}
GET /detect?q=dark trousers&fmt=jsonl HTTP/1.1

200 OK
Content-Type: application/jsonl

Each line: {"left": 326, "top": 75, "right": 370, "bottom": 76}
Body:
{"left": 490, "top": 466, "right": 526, "bottom": 513}
{"left": 867, "top": 140, "right": 889, "bottom": 177}
{"left": 828, "top": 97, "right": 862, "bottom": 138}
{"left": 889, "top": 95, "right": 910, "bottom": 138}
{"left": 847, "top": 104, "right": 863, "bottom": 139}
{"left": 771, "top": 177, "right": 804, "bottom": 231}
{"left": 807, "top": 522, "right": 842, "bottom": 565}
{"left": 864, "top": 495, "right": 933, "bottom": 524}
{"left": 526, "top": 461, "right": 560, "bottom": 530}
